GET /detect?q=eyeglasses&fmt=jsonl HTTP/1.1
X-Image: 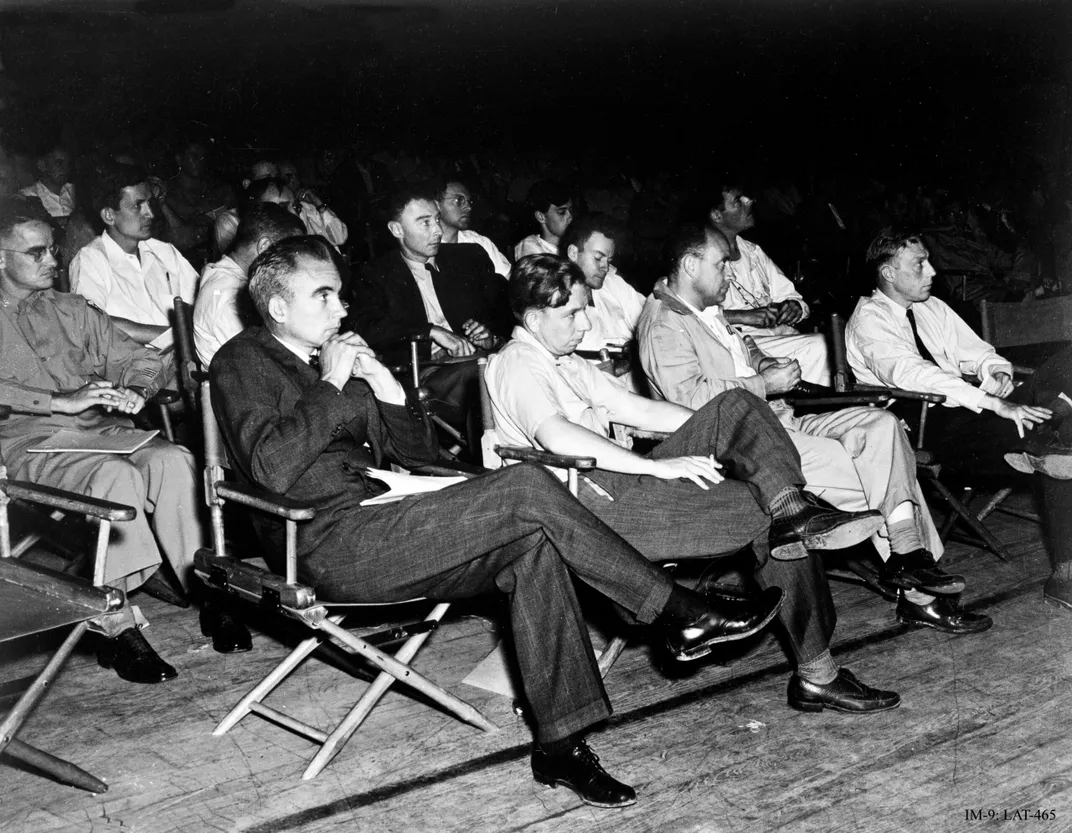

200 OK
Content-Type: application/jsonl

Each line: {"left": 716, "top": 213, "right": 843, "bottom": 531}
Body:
{"left": 446, "top": 195, "right": 474, "bottom": 209}
{"left": 0, "top": 244, "right": 60, "bottom": 264}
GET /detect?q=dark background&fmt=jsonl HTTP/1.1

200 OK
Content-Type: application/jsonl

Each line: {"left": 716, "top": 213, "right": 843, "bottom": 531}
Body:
{"left": 1, "top": 0, "right": 1069, "bottom": 189}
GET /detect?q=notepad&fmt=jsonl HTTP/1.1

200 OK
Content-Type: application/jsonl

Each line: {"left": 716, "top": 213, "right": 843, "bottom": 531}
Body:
{"left": 27, "top": 429, "right": 160, "bottom": 455}
{"left": 359, "top": 467, "right": 467, "bottom": 506}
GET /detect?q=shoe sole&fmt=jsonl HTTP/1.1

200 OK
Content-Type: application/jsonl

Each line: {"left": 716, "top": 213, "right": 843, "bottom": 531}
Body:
{"left": 771, "top": 539, "right": 809, "bottom": 560}
{"left": 532, "top": 774, "right": 637, "bottom": 808}
{"left": 801, "top": 515, "right": 885, "bottom": 551}
{"left": 885, "top": 573, "right": 966, "bottom": 595}
{"left": 1005, "top": 451, "right": 1072, "bottom": 480}
{"left": 671, "top": 591, "right": 785, "bottom": 662}
{"left": 788, "top": 696, "right": 901, "bottom": 714}
{"left": 895, "top": 612, "right": 994, "bottom": 635}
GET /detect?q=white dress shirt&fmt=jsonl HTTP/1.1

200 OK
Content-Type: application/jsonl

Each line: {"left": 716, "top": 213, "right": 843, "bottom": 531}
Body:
{"left": 721, "top": 236, "right": 809, "bottom": 335}
{"left": 514, "top": 234, "right": 559, "bottom": 260}
{"left": 299, "top": 201, "right": 348, "bottom": 247}
{"left": 20, "top": 181, "right": 76, "bottom": 219}
{"left": 576, "top": 271, "right": 646, "bottom": 352}
{"left": 846, "top": 289, "right": 1012, "bottom": 412}
{"left": 194, "top": 255, "right": 247, "bottom": 367}
{"left": 457, "top": 229, "right": 512, "bottom": 278}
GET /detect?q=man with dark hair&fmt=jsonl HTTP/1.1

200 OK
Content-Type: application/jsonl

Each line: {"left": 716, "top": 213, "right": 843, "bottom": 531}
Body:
{"left": 435, "top": 179, "right": 512, "bottom": 278}
{"left": 847, "top": 226, "right": 1072, "bottom": 611}
{"left": 515, "top": 180, "right": 573, "bottom": 260}
{"left": 708, "top": 182, "right": 831, "bottom": 385}
{"left": 488, "top": 252, "right": 902, "bottom": 715}
{"left": 639, "top": 224, "right": 990, "bottom": 634}
{"left": 194, "top": 203, "right": 306, "bottom": 367}
{"left": 19, "top": 143, "right": 75, "bottom": 224}
{"left": 344, "top": 184, "right": 511, "bottom": 443}
{"left": 210, "top": 235, "right": 784, "bottom": 809}
{"left": 0, "top": 196, "right": 228, "bottom": 685}
{"left": 70, "top": 159, "right": 199, "bottom": 350}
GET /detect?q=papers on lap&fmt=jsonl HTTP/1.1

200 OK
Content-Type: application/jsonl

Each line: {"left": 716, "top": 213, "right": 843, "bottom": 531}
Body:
{"left": 359, "top": 468, "right": 467, "bottom": 506}
{"left": 27, "top": 429, "right": 160, "bottom": 455}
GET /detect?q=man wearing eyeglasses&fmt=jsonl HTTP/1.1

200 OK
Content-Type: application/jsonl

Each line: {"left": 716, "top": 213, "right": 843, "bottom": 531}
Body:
{"left": 708, "top": 181, "right": 832, "bottom": 386}
{"left": 435, "top": 180, "right": 512, "bottom": 279}
{"left": 0, "top": 196, "right": 216, "bottom": 686}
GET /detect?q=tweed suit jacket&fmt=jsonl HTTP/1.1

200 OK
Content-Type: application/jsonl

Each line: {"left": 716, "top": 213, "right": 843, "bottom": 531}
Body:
{"left": 210, "top": 325, "right": 439, "bottom": 575}
{"left": 344, "top": 245, "right": 512, "bottom": 364}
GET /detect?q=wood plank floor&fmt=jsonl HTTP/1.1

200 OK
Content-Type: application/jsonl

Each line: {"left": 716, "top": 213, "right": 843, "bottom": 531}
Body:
{"left": 3, "top": 497, "right": 1070, "bottom": 833}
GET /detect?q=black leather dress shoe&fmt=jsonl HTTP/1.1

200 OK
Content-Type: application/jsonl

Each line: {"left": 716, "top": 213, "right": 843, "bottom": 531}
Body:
{"left": 532, "top": 739, "right": 637, "bottom": 808}
{"left": 1043, "top": 576, "right": 1072, "bottom": 612}
{"left": 787, "top": 667, "right": 900, "bottom": 714}
{"left": 199, "top": 604, "right": 253, "bottom": 654}
{"left": 97, "top": 628, "right": 178, "bottom": 684}
{"left": 882, "top": 549, "right": 965, "bottom": 595}
{"left": 896, "top": 594, "right": 993, "bottom": 634}
{"left": 665, "top": 586, "right": 784, "bottom": 661}
{"left": 770, "top": 494, "right": 884, "bottom": 552}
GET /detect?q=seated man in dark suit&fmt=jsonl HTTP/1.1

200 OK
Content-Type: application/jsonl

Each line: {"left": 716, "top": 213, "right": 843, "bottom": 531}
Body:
{"left": 343, "top": 184, "right": 512, "bottom": 444}
{"left": 210, "top": 235, "right": 787, "bottom": 809}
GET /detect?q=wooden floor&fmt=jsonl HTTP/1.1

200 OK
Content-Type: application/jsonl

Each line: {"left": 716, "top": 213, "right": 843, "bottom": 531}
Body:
{"left": 3, "top": 496, "right": 1071, "bottom": 833}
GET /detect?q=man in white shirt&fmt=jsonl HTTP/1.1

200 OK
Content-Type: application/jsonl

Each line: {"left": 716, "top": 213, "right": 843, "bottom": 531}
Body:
{"left": 848, "top": 226, "right": 1072, "bottom": 612}
{"left": 708, "top": 182, "right": 831, "bottom": 386}
{"left": 19, "top": 144, "right": 75, "bottom": 223}
{"left": 279, "top": 159, "right": 349, "bottom": 249}
{"left": 70, "top": 160, "right": 199, "bottom": 352}
{"left": 436, "top": 179, "right": 512, "bottom": 278}
{"left": 515, "top": 180, "right": 573, "bottom": 260}
{"left": 638, "top": 223, "right": 990, "bottom": 634}
{"left": 195, "top": 203, "right": 305, "bottom": 367}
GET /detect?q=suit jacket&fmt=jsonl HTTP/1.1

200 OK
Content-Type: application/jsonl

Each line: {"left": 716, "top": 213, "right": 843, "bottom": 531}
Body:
{"left": 210, "top": 325, "right": 438, "bottom": 574}
{"left": 344, "top": 244, "right": 512, "bottom": 364}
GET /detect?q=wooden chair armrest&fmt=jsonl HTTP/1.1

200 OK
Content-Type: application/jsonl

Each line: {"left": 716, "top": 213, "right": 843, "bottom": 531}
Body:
{"left": 214, "top": 482, "right": 317, "bottom": 521}
{"left": 0, "top": 558, "right": 124, "bottom": 612}
{"left": 152, "top": 389, "right": 182, "bottom": 406}
{"left": 781, "top": 392, "right": 892, "bottom": 408}
{"left": 193, "top": 549, "right": 316, "bottom": 609}
{"left": 1, "top": 479, "right": 136, "bottom": 522}
{"left": 494, "top": 445, "right": 596, "bottom": 470}
{"left": 853, "top": 384, "right": 946, "bottom": 404}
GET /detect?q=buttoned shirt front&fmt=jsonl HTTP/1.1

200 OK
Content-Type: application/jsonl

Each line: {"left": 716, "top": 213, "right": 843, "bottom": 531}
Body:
{"left": 194, "top": 255, "right": 247, "bottom": 367}
{"left": 514, "top": 234, "right": 559, "bottom": 260}
{"left": 720, "top": 236, "right": 809, "bottom": 335}
{"left": 70, "top": 232, "right": 199, "bottom": 349}
{"left": 846, "top": 289, "right": 1012, "bottom": 412}
{"left": 487, "top": 326, "right": 633, "bottom": 476}
{"left": 576, "top": 271, "right": 646, "bottom": 352}
{"left": 19, "top": 181, "right": 76, "bottom": 218}
{"left": 457, "top": 229, "right": 511, "bottom": 278}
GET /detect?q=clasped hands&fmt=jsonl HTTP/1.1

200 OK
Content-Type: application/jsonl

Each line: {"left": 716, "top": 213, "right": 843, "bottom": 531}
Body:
{"left": 731, "top": 300, "right": 804, "bottom": 329}
{"left": 53, "top": 381, "right": 146, "bottom": 415}
{"left": 430, "top": 320, "right": 499, "bottom": 356}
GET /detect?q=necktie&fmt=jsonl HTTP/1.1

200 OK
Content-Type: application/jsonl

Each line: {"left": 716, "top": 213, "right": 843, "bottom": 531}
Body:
{"left": 308, "top": 350, "right": 321, "bottom": 372}
{"left": 905, "top": 307, "right": 939, "bottom": 366}
{"left": 425, "top": 262, "right": 439, "bottom": 277}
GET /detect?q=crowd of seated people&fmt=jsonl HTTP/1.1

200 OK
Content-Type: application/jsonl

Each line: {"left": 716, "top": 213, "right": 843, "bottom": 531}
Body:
{"left": 2, "top": 122, "right": 1071, "bottom": 810}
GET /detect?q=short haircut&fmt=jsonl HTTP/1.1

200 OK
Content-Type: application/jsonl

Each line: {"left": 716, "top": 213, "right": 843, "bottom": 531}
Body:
{"left": 527, "top": 180, "right": 572, "bottom": 215}
{"left": 508, "top": 254, "right": 586, "bottom": 323}
{"left": 233, "top": 203, "right": 306, "bottom": 251}
{"left": 0, "top": 196, "right": 52, "bottom": 244}
{"left": 386, "top": 182, "right": 440, "bottom": 223}
{"left": 559, "top": 212, "right": 622, "bottom": 257}
{"left": 248, "top": 235, "right": 335, "bottom": 324}
{"left": 866, "top": 226, "right": 926, "bottom": 283}
{"left": 244, "top": 177, "right": 290, "bottom": 205}
{"left": 433, "top": 178, "right": 469, "bottom": 201}
{"left": 664, "top": 222, "right": 715, "bottom": 278}
{"left": 85, "top": 158, "right": 148, "bottom": 216}
{"left": 706, "top": 178, "right": 744, "bottom": 215}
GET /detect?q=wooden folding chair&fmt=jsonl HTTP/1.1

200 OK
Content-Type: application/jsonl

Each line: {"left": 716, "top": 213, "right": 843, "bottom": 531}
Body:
{"left": 0, "top": 470, "right": 132, "bottom": 792}
{"left": 194, "top": 380, "right": 497, "bottom": 780}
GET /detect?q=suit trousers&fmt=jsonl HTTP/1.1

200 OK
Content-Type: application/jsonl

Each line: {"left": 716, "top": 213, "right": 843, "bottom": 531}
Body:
{"left": 302, "top": 463, "right": 676, "bottom": 745}
{"left": 578, "top": 388, "right": 836, "bottom": 666}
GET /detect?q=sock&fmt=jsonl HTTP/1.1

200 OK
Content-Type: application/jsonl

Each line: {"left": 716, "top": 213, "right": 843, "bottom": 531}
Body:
{"left": 888, "top": 517, "right": 925, "bottom": 555}
{"left": 796, "top": 650, "right": 838, "bottom": 685}
{"left": 539, "top": 733, "right": 579, "bottom": 757}
{"left": 659, "top": 585, "right": 709, "bottom": 624}
{"left": 904, "top": 589, "right": 935, "bottom": 606}
{"left": 769, "top": 487, "right": 809, "bottom": 520}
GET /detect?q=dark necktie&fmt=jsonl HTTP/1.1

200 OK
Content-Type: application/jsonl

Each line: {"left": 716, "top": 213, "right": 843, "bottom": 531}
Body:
{"left": 425, "top": 262, "right": 439, "bottom": 278}
{"left": 308, "top": 350, "right": 321, "bottom": 372}
{"left": 905, "top": 307, "right": 939, "bottom": 366}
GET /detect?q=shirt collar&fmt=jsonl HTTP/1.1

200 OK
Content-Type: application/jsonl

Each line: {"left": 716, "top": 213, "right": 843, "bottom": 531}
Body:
{"left": 101, "top": 230, "right": 149, "bottom": 261}
{"left": 271, "top": 333, "right": 315, "bottom": 364}
{"left": 511, "top": 324, "right": 574, "bottom": 364}
{"left": 872, "top": 288, "right": 910, "bottom": 319}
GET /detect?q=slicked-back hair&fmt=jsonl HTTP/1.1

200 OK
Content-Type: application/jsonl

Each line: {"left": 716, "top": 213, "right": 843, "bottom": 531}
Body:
{"left": 248, "top": 235, "right": 335, "bottom": 325}
{"left": 559, "top": 212, "right": 623, "bottom": 258}
{"left": 0, "top": 196, "right": 52, "bottom": 245}
{"left": 665, "top": 222, "right": 716, "bottom": 279}
{"left": 386, "top": 182, "right": 440, "bottom": 223}
{"left": 866, "top": 226, "right": 926, "bottom": 284}
{"left": 233, "top": 203, "right": 306, "bottom": 252}
{"left": 85, "top": 158, "right": 148, "bottom": 216}
{"left": 509, "top": 254, "right": 586, "bottom": 323}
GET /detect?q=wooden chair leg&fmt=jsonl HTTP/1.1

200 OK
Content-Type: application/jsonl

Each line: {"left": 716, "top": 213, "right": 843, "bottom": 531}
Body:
{"left": 928, "top": 477, "right": 1012, "bottom": 562}
{"left": 597, "top": 636, "right": 628, "bottom": 679}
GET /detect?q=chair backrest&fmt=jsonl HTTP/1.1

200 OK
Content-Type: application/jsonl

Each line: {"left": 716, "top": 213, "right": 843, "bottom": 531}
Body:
{"left": 172, "top": 296, "right": 201, "bottom": 413}
{"left": 980, "top": 296, "right": 1072, "bottom": 349}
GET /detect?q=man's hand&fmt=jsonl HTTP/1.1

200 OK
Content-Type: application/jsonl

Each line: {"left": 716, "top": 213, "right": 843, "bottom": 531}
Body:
{"left": 429, "top": 326, "right": 476, "bottom": 357}
{"left": 724, "top": 306, "right": 779, "bottom": 329}
{"left": 109, "top": 386, "right": 147, "bottom": 415}
{"left": 298, "top": 188, "right": 325, "bottom": 209}
{"left": 980, "top": 371, "right": 1015, "bottom": 399}
{"left": 461, "top": 319, "right": 499, "bottom": 351}
{"left": 51, "top": 381, "right": 130, "bottom": 415}
{"left": 648, "top": 455, "right": 724, "bottom": 490}
{"left": 759, "top": 358, "right": 802, "bottom": 395}
{"left": 319, "top": 332, "right": 370, "bottom": 391}
{"left": 774, "top": 299, "right": 805, "bottom": 326}
{"left": 990, "top": 399, "right": 1051, "bottom": 438}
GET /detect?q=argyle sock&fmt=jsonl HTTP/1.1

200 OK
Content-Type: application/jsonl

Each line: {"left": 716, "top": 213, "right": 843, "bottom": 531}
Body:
{"left": 769, "top": 487, "right": 809, "bottom": 520}
{"left": 796, "top": 650, "right": 838, "bottom": 685}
